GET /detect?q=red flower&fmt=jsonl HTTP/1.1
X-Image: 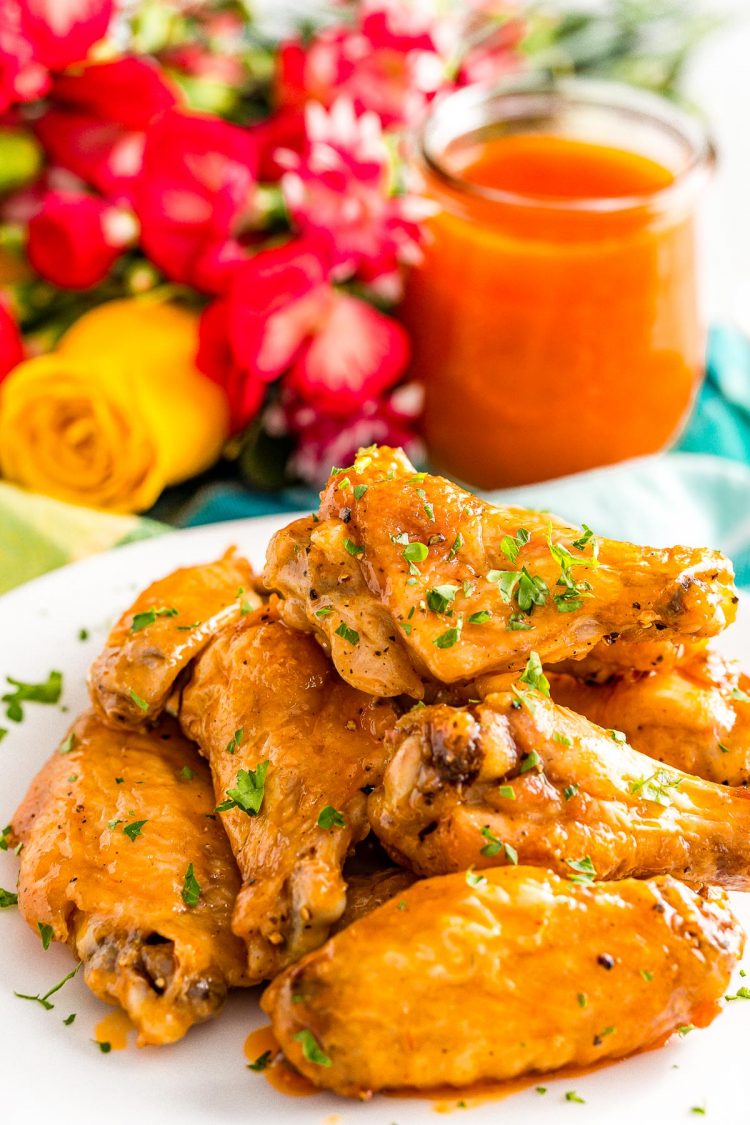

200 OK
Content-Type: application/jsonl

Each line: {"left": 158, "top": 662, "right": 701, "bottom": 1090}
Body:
{"left": 0, "top": 296, "right": 24, "bottom": 382}
{"left": 27, "top": 190, "right": 136, "bottom": 289}
{"left": 35, "top": 57, "right": 178, "bottom": 204}
{"left": 135, "top": 109, "right": 259, "bottom": 291}
{"left": 17, "top": 0, "right": 113, "bottom": 70}
{"left": 197, "top": 299, "right": 265, "bottom": 434}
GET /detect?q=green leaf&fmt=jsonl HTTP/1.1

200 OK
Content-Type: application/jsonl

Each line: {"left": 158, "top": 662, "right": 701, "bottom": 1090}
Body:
{"left": 465, "top": 867, "right": 486, "bottom": 888}
{"left": 571, "top": 524, "right": 595, "bottom": 551}
{"left": 58, "top": 732, "right": 76, "bottom": 755}
{"left": 247, "top": 1050, "right": 273, "bottom": 1072}
{"left": 353, "top": 484, "right": 368, "bottom": 500}
{"left": 447, "top": 534, "right": 463, "bottom": 561}
{"left": 220, "top": 762, "right": 270, "bottom": 817}
{"left": 487, "top": 570, "right": 520, "bottom": 603}
{"left": 426, "top": 584, "right": 460, "bottom": 614}
{"left": 519, "top": 749, "right": 542, "bottom": 773}
{"left": 335, "top": 622, "right": 359, "bottom": 646}
{"left": 317, "top": 805, "right": 345, "bottom": 829}
{"left": 507, "top": 613, "right": 533, "bottom": 631}
{"left": 516, "top": 568, "right": 548, "bottom": 613}
{"left": 434, "top": 617, "right": 463, "bottom": 648}
{"left": 128, "top": 689, "right": 149, "bottom": 713}
{"left": 293, "top": 1029, "right": 332, "bottom": 1067}
{"left": 565, "top": 1091, "right": 585, "bottom": 1104}
{"left": 181, "top": 863, "right": 201, "bottom": 907}
{"left": 15, "top": 963, "right": 80, "bottom": 1010}
{"left": 344, "top": 538, "right": 364, "bottom": 557}
{"left": 0, "top": 887, "right": 18, "bottom": 908}
{"left": 0, "top": 824, "right": 11, "bottom": 851}
{"left": 468, "top": 610, "right": 492, "bottom": 624}
{"left": 499, "top": 527, "right": 530, "bottom": 563}
{"left": 517, "top": 652, "right": 550, "bottom": 696}
{"left": 403, "top": 541, "right": 429, "bottom": 564}
{"left": 122, "top": 820, "right": 147, "bottom": 842}
{"left": 226, "top": 728, "right": 244, "bottom": 755}
{"left": 497, "top": 784, "right": 515, "bottom": 800}
{"left": 3, "top": 670, "right": 63, "bottom": 723}
{"left": 479, "top": 826, "right": 502, "bottom": 856}
{"left": 566, "top": 855, "right": 597, "bottom": 884}
{"left": 130, "top": 607, "right": 178, "bottom": 632}
{"left": 179, "top": 766, "right": 195, "bottom": 781}
{"left": 38, "top": 922, "right": 54, "bottom": 949}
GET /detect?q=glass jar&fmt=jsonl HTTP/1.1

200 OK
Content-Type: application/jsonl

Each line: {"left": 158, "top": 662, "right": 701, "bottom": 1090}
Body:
{"left": 401, "top": 76, "right": 715, "bottom": 489}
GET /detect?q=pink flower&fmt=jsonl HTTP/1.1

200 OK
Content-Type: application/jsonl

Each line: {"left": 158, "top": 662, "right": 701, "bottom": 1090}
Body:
{"left": 0, "top": 0, "right": 114, "bottom": 112}
{"left": 135, "top": 108, "right": 259, "bottom": 291}
{"left": 198, "top": 236, "right": 411, "bottom": 433}
{"left": 277, "top": 99, "right": 427, "bottom": 289}
{"left": 34, "top": 57, "right": 179, "bottom": 205}
{"left": 276, "top": 384, "right": 424, "bottom": 486}
{"left": 27, "top": 190, "right": 137, "bottom": 289}
{"left": 0, "top": 296, "right": 24, "bottom": 382}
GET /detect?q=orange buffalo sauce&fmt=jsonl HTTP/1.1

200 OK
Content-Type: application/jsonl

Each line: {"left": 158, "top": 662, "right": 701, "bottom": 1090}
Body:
{"left": 403, "top": 84, "right": 713, "bottom": 488}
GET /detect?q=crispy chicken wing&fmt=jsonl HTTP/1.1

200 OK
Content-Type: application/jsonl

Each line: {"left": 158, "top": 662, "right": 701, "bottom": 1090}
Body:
{"left": 179, "top": 611, "right": 398, "bottom": 982}
{"left": 550, "top": 638, "right": 708, "bottom": 684}
{"left": 369, "top": 689, "right": 750, "bottom": 888}
{"left": 11, "top": 711, "right": 249, "bottom": 1045}
{"left": 334, "top": 868, "right": 417, "bottom": 933}
{"left": 263, "top": 868, "right": 742, "bottom": 1097}
{"left": 549, "top": 647, "right": 750, "bottom": 786}
{"left": 264, "top": 446, "right": 737, "bottom": 698}
{"left": 89, "top": 550, "right": 260, "bottom": 729}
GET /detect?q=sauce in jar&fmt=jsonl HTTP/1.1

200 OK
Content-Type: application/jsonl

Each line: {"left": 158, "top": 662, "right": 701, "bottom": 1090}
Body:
{"left": 402, "top": 79, "right": 714, "bottom": 488}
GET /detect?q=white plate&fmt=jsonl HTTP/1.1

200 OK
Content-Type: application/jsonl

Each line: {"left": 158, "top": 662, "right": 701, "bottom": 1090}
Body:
{"left": 1, "top": 515, "right": 749, "bottom": 1125}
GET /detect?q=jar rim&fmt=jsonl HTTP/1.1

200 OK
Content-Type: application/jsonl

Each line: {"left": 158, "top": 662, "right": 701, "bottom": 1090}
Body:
{"left": 418, "top": 75, "right": 716, "bottom": 215}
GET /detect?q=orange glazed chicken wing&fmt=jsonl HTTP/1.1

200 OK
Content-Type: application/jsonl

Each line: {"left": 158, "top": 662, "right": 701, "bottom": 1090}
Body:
{"left": 368, "top": 684, "right": 750, "bottom": 888}
{"left": 179, "top": 612, "right": 397, "bottom": 982}
{"left": 89, "top": 550, "right": 260, "bottom": 729}
{"left": 11, "top": 712, "right": 249, "bottom": 1045}
{"left": 263, "top": 868, "right": 742, "bottom": 1097}
{"left": 264, "top": 446, "right": 737, "bottom": 698}
{"left": 549, "top": 647, "right": 750, "bottom": 786}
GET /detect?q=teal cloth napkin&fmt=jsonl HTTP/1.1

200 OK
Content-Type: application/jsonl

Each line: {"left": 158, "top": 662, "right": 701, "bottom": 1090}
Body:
{"left": 176, "top": 324, "right": 750, "bottom": 584}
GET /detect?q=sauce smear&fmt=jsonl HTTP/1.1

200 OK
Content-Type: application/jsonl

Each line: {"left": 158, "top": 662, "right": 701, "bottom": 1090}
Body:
{"left": 244, "top": 1026, "right": 318, "bottom": 1098}
{"left": 95, "top": 1010, "right": 135, "bottom": 1051}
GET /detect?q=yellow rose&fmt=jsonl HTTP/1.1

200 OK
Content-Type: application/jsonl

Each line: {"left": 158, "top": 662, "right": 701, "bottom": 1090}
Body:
{"left": 0, "top": 299, "right": 229, "bottom": 513}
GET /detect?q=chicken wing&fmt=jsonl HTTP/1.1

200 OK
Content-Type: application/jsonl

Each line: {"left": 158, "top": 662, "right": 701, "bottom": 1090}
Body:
{"left": 89, "top": 550, "right": 260, "bottom": 729}
{"left": 262, "top": 868, "right": 742, "bottom": 1097}
{"left": 179, "top": 611, "right": 398, "bottom": 982}
{"left": 11, "top": 711, "right": 249, "bottom": 1045}
{"left": 264, "top": 446, "right": 737, "bottom": 698}
{"left": 549, "top": 647, "right": 750, "bottom": 786}
{"left": 368, "top": 687, "right": 750, "bottom": 888}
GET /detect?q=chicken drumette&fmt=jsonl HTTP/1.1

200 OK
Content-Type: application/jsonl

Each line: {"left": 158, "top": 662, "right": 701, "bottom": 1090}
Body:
{"left": 264, "top": 447, "right": 737, "bottom": 698}
{"left": 263, "top": 868, "right": 742, "bottom": 1097}
{"left": 179, "top": 609, "right": 398, "bottom": 982}
{"left": 11, "top": 712, "right": 249, "bottom": 1045}
{"left": 368, "top": 684, "right": 750, "bottom": 888}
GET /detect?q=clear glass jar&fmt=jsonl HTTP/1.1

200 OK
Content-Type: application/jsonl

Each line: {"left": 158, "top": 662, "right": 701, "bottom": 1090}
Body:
{"left": 401, "top": 76, "right": 715, "bottom": 488}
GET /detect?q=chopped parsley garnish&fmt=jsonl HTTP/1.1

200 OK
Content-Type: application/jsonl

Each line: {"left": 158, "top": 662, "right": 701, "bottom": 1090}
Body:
{"left": 63, "top": 1013, "right": 76, "bottom": 1025}
{"left": 719, "top": 743, "right": 730, "bottom": 754}
{"left": 554, "top": 732, "right": 572, "bottom": 746}
{"left": 690, "top": 1107, "right": 706, "bottom": 1117}
{"left": 293, "top": 1029, "right": 332, "bottom": 1067}
{"left": 176, "top": 622, "right": 201, "bottom": 631}
{"left": 0, "top": 887, "right": 18, "bottom": 908}
{"left": 78, "top": 629, "right": 89, "bottom": 641}
{"left": 678, "top": 1024, "right": 695, "bottom": 1036}
{"left": 226, "top": 728, "right": 244, "bottom": 755}
{"left": 563, "top": 785, "right": 579, "bottom": 801}
{"left": 547, "top": 527, "right": 599, "bottom": 614}
{"left": 317, "top": 805, "right": 345, "bottom": 830}
{"left": 629, "top": 769, "right": 681, "bottom": 805}
{"left": 0, "top": 825, "right": 11, "bottom": 851}
{"left": 565, "top": 1091, "right": 585, "bottom": 1104}
{"left": 577, "top": 992, "right": 587, "bottom": 1008}
{"left": 3, "top": 670, "right": 63, "bottom": 722}
{"left": 128, "top": 689, "right": 149, "bottom": 712}
{"left": 403, "top": 541, "right": 429, "bottom": 564}
{"left": 130, "top": 606, "right": 178, "bottom": 633}
{"left": 608, "top": 729, "right": 627, "bottom": 743}
{"left": 426, "top": 584, "right": 459, "bottom": 614}
{"left": 180, "top": 766, "right": 195, "bottom": 781}
{"left": 247, "top": 1050, "right": 273, "bottom": 1072}
{"left": 726, "top": 987, "right": 750, "bottom": 1001}
{"left": 517, "top": 568, "right": 549, "bottom": 613}
{"left": 336, "top": 476, "right": 351, "bottom": 490}
{"left": 536, "top": 1087, "right": 547, "bottom": 1095}
{"left": 0, "top": 728, "right": 6, "bottom": 742}
{"left": 519, "top": 749, "right": 542, "bottom": 773}
{"left": 400, "top": 622, "right": 412, "bottom": 635}
{"left": 15, "top": 963, "right": 80, "bottom": 1010}
{"left": 732, "top": 686, "right": 750, "bottom": 704}
{"left": 353, "top": 484, "right": 368, "bottom": 500}
{"left": 478, "top": 827, "right": 517, "bottom": 864}
{"left": 571, "top": 524, "right": 595, "bottom": 551}
{"left": 447, "top": 533, "right": 463, "bottom": 561}
{"left": 122, "top": 819, "right": 147, "bottom": 841}
{"left": 397, "top": 900, "right": 408, "bottom": 911}
{"left": 216, "top": 762, "right": 269, "bottom": 817}
{"left": 58, "top": 732, "right": 76, "bottom": 755}
{"left": 38, "top": 922, "right": 53, "bottom": 949}
{"left": 641, "top": 969, "right": 654, "bottom": 982}
{"left": 508, "top": 612, "right": 533, "bottom": 631}
{"left": 566, "top": 856, "right": 597, "bottom": 884}
{"left": 518, "top": 652, "right": 550, "bottom": 696}
{"left": 335, "top": 622, "right": 359, "bottom": 645}
{"left": 469, "top": 610, "right": 492, "bottom": 624}
{"left": 434, "top": 615, "right": 463, "bottom": 649}
{"left": 344, "top": 538, "right": 364, "bottom": 557}
{"left": 487, "top": 570, "right": 520, "bottom": 603}
{"left": 465, "top": 867, "right": 486, "bottom": 888}
{"left": 498, "top": 784, "right": 516, "bottom": 800}
{"left": 181, "top": 863, "right": 201, "bottom": 907}
{"left": 314, "top": 607, "right": 333, "bottom": 617}
{"left": 500, "top": 528, "right": 530, "bottom": 563}
{"left": 96, "top": 1041, "right": 112, "bottom": 1053}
